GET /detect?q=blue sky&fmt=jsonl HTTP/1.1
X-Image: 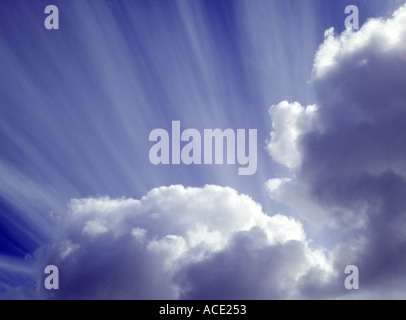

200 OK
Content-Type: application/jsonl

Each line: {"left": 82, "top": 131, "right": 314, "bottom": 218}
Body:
{"left": 1, "top": 0, "right": 406, "bottom": 299}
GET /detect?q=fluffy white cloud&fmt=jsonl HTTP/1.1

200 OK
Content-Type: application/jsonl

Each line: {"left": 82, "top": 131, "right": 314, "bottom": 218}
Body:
{"left": 24, "top": 184, "right": 331, "bottom": 299}
{"left": 266, "top": 3, "right": 406, "bottom": 298}
{"left": 267, "top": 101, "right": 318, "bottom": 169}
{"left": 268, "top": 4, "right": 406, "bottom": 223}
{"left": 314, "top": 6, "right": 406, "bottom": 79}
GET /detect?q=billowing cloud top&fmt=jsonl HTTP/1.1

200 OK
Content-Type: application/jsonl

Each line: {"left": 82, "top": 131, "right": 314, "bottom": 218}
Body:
{"left": 267, "top": 4, "right": 406, "bottom": 298}
{"left": 19, "top": 185, "right": 330, "bottom": 300}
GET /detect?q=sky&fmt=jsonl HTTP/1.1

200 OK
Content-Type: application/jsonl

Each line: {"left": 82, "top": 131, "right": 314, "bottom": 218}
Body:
{"left": 1, "top": 0, "right": 406, "bottom": 299}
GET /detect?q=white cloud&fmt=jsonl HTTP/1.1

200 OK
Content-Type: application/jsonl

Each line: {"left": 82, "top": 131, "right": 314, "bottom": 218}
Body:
{"left": 266, "top": 3, "right": 406, "bottom": 298}
{"left": 22, "top": 184, "right": 332, "bottom": 299}
{"left": 314, "top": 6, "right": 406, "bottom": 79}
{"left": 82, "top": 220, "right": 109, "bottom": 238}
{"left": 267, "top": 101, "right": 318, "bottom": 169}
{"left": 267, "top": 4, "right": 406, "bottom": 226}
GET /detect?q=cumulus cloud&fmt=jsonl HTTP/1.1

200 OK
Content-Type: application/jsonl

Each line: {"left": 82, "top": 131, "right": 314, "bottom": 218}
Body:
{"left": 12, "top": 185, "right": 331, "bottom": 300}
{"left": 267, "top": 4, "right": 406, "bottom": 298}
{"left": 267, "top": 101, "right": 318, "bottom": 170}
